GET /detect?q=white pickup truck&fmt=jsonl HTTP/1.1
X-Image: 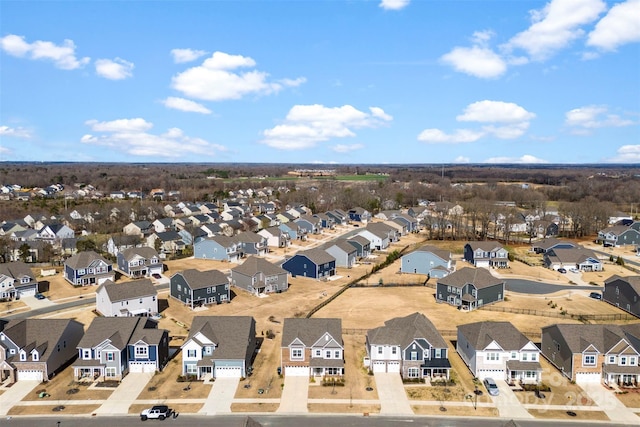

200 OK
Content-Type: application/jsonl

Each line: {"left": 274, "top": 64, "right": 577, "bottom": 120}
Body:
{"left": 140, "top": 405, "right": 172, "bottom": 421}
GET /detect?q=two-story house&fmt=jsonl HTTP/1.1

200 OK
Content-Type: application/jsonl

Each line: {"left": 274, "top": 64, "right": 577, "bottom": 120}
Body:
{"left": 345, "top": 235, "right": 371, "bottom": 258}
{"left": 72, "top": 317, "right": 169, "bottom": 381}
{"left": 0, "top": 318, "right": 84, "bottom": 383}
{"left": 348, "top": 207, "right": 371, "bottom": 223}
{"left": 257, "top": 226, "right": 291, "bottom": 248}
{"left": 194, "top": 235, "right": 241, "bottom": 263}
{"left": 170, "top": 269, "right": 230, "bottom": 309}
{"left": 64, "top": 251, "right": 115, "bottom": 286}
{"left": 463, "top": 242, "right": 509, "bottom": 269}
{"left": 366, "top": 312, "right": 451, "bottom": 380}
{"left": 603, "top": 275, "right": 640, "bottom": 317}
{"left": 401, "top": 245, "right": 455, "bottom": 278}
{"left": 324, "top": 240, "right": 357, "bottom": 268}
{"left": 230, "top": 256, "right": 288, "bottom": 296}
{"left": 0, "top": 261, "right": 39, "bottom": 299}
{"left": 543, "top": 247, "right": 602, "bottom": 272}
{"left": 235, "top": 231, "right": 268, "bottom": 257}
{"left": 457, "top": 321, "right": 541, "bottom": 384}
{"left": 95, "top": 279, "right": 158, "bottom": 317}
{"left": 181, "top": 316, "right": 256, "bottom": 379}
{"left": 597, "top": 224, "right": 640, "bottom": 247}
{"left": 436, "top": 267, "right": 505, "bottom": 311}
{"left": 281, "top": 317, "right": 344, "bottom": 377}
{"left": 542, "top": 323, "right": 640, "bottom": 386}
{"left": 281, "top": 248, "right": 336, "bottom": 279}
{"left": 105, "top": 234, "right": 142, "bottom": 256}
{"left": 116, "top": 247, "right": 163, "bottom": 279}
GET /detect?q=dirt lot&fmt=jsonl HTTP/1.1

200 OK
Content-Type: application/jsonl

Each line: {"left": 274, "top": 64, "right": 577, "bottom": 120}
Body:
{"left": 412, "top": 404, "right": 498, "bottom": 417}
{"left": 234, "top": 334, "right": 283, "bottom": 399}
{"left": 528, "top": 408, "right": 609, "bottom": 420}
{"left": 230, "top": 402, "right": 279, "bottom": 412}
{"left": 7, "top": 404, "right": 101, "bottom": 416}
{"left": 307, "top": 403, "right": 380, "bottom": 414}
{"left": 136, "top": 357, "right": 212, "bottom": 401}
{"left": 22, "top": 364, "right": 114, "bottom": 402}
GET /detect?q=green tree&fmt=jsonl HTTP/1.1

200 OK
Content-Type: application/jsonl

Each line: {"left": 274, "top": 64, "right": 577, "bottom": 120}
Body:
{"left": 76, "top": 239, "right": 97, "bottom": 252}
{"left": 19, "top": 243, "right": 31, "bottom": 262}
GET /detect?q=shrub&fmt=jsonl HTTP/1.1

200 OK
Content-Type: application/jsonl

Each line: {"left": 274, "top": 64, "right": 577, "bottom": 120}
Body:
{"left": 265, "top": 330, "right": 276, "bottom": 339}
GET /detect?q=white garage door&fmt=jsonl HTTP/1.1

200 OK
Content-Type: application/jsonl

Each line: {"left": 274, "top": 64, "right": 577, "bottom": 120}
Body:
{"left": 17, "top": 370, "right": 43, "bottom": 381}
{"left": 372, "top": 361, "right": 386, "bottom": 373}
{"left": 19, "top": 288, "right": 37, "bottom": 297}
{"left": 215, "top": 366, "right": 242, "bottom": 378}
{"left": 387, "top": 361, "right": 400, "bottom": 373}
{"left": 576, "top": 372, "right": 601, "bottom": 384}
{"left": 129, "top": 362, "right": 156, "bottom": 373}
{"left": 285, "top": 366, "right": 310, "bottom": 377}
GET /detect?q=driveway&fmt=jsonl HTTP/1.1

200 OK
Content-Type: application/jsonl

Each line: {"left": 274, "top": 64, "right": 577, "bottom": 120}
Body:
{"left": 374, "top": 372, "right": 412, "bottom": 415}
{"left": 199, "top": 377, "right": 239, "bottom": 415}
{"left": 20, "top": 295, "right": 55, "bottom": 310}
{"left": 0, "top": 380, "right": 40, "bottom": 415}
{"left": 94, "top": 372, "right": 154, "bottom": 415}
{"left": 504, "top": 279, "right": 599, "bottom": 295}
{"left": 277, "top": 375, "right": 309, "bottom": 413}
{"left": 580, "top": 382, "right": 640, "bottom": 424}
{"left": 491, "top": 380, "right": 533, "bottom": 419}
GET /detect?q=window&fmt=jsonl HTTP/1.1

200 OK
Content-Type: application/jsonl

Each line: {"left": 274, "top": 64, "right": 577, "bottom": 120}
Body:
{"left": 106, "top": 352, "right": 114, "bottom": 361}
{"left": 435, "top": 348, "right": 442, "bottom": 358}
{"left": 135, "top": 346, "right": 148, "bottom": 358}
{"left": 105, "top": 367, "right": 116, "bottom": 377}
{"left": 186, "top": 364, "right": 197, "bottom": 374}
{"left": 325, "top": 350, "right": 331, "bottom": 358}
{"left": 203, "top": 346, "right": 213, "bottom": 355}
{"left": 554, "top": 341, "right": 560, "bottom": 351}
{"left": 620, "top": 356, "right": 627, "bottom": 366}
{"left": 187, "top": 349, "right": 197, "bottom": 358}
{"left": 486, "top": 352, "right": 499, "bottom": 361}
{"left": 583, "top": 355, "right": 596, "bottom": 366}
{"left": 530, "top": 353, "right": 538, "bottom": 361}
{"left": 616, "top": 287, "right": 619, "bottom": 295}
{"left": 522, "top": 353, "right": 528, "bottom": 361}
{"left": 78, "top": 269, "right": 86, "bottom": 276}
{"left": 177, "top": 284, "right": 181, "bottom": 292}
{"left": 83, "top": 349, "right": 91, "bottom": 359}
{"left": 410, "top": 351, "right": 418, "bottom": 361}
{"left": 334, "top": 350, "right": 340, "bottom": 359}
{"left": 511, "top": 352, "right": 517, "bottom": 360}
{"left": 315, "top": 349, "right": 321, "bottom": 357}
{"left": 378, "top": 347, "right": 383, "bottom": 355}
{"left": 407, "top": 367, "right": 420, "bottom": 378}
{"left": 608, "top": 355, "right": 616, "bottom": 364}
{"left": 20, "top": 352, "right": 26, "bottom": 361}
{"left": 630, "top": 357, "right": 637, "bottom": 366}
{"left": 291, "top": 349, "right": 303, "bottom": 359}
{"left": 392, "top": 347, "right": 397, "bottom": 355}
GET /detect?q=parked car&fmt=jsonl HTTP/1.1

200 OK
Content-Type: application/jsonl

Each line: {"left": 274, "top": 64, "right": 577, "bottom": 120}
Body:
{"left": 589, "top": 292, "right": 602, "bottom": 300}
{"left": 34, "top": 293, "right": 46, "bottom": 300}
{"left": 569, "top": 267, "right": 579, "bottom": 273}
{"left": 557, "top": 268, "right": 567, "bottom": 273}
{"left": 483, "top": 377, "right": 499, "bottom": 396}
{"left": 152, "top": 273, "right": 162, "bottom": 279}
{"left": 140, "top": 405, "right": 172, "bottom": 421}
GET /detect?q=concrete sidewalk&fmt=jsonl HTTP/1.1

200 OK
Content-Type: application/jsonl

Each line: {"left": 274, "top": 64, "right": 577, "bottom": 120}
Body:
{"left": 581, "top": 382, "right": 640, "bottom": 425}
{"left": 277, "top": 375, "right": 309, "bottom": 413}
{"left": 374, "top": 372, "right": 413, "bottom": 415}
{"left": 199, "top": 377, "right": 239, "bottom": 415}
{"left": 492, "top": 381, "right": 534, "bottom": 419}
{"left": 0, "top": 380, "right": 40, "bottom": 415}
{"left": 93, "top": 372, "right": 154, "bottom": 415}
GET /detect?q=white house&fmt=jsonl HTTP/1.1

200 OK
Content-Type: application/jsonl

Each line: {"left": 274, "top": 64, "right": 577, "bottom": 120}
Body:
{"left": 95, "top": 279, "right": 158, "bottom": 317}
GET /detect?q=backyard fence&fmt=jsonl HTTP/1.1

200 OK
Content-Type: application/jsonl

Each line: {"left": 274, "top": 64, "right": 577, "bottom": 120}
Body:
{"left": 478, "top": 305, "right": 637, "bottom": 321}
{"left": 342, "top": 328, "right": 541, "bottom": 341}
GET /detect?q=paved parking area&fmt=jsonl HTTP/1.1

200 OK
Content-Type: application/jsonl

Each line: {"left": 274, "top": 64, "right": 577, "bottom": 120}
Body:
{"left": 581, "top": 382, "right": 640, "bottom": 424}
{"left": 492, "top": 380, "right": 533, "bottom": 419}
{"left": 374, "top": 372, "right": 413, "bottom": 415}
{"left": 277, "top": 375, "right": 309, "bottom": 413}
{"left": 199, "top": 377, "right": 239, "bottom": 415}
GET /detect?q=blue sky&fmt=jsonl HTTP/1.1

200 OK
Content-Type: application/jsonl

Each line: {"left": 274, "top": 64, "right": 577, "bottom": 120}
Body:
{"left": 1, "top": 0, "right": 639, "bottom": 164}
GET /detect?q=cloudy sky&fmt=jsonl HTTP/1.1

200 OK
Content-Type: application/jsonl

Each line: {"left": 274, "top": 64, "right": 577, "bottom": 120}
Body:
{"left": 1, "top": 0, "right": 639, "bottom": 164}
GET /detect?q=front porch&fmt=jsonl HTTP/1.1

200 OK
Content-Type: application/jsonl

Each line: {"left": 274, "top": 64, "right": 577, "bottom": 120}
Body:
{"left": 603, "top": 366, "right": 639, "bottom": 388}
{"left": 506, "top": 360, "right": 542, "bottom": 385}
{"left": 310, "top": 358, "right": 344, "bottom": 377}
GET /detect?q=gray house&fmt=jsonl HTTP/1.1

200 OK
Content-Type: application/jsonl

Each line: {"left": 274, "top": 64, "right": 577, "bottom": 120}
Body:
{"left": 436, "top": 267, "right": 505, "bottom": 311}
{"left": 597, "top": 225, "right": 640, "bottom": 247}
{"left": 194, "top": 235, "right": 241, "bottom": 263}
{"left": 116, "top": 246, "right": 163, "bottom": 279}
{"left": 235, "top": 231, "right": 268, "bottom": 257}
{"left": 170, "top": 269, "right": 230, "bottom": 309}
{"left": 346, "top": 235, "right": 371, "bottom": 258}
{"left": 181, "top": 316, "right": 257, "bottom": 379}
{"left": 324, "top": 239, "right": 357, "bottom": 268}
{"left": 366, "top": 312, "right": 451, "bottom": 379}
{"left": 531, "top": 238, "right": 577, "bottom": 254}
{"left": 543, "top": 247, "right": 602, "bottom": 272}
{"left": 95, "top": 279, "right": 158, "bottom": 317}
{"left": 463, "top": 242, "right": 509, "bottom": 269}
{"left": 400, "top": 245, "right": 454, "bottom": 278}
{"left": 230, "top": 256, "right": 289, "bottom": 296}
{"left": 0, "top": 261, "right": 39, "bottom": 299}
{"left": 603, "top": 275, "right": 640, "bottom": 317}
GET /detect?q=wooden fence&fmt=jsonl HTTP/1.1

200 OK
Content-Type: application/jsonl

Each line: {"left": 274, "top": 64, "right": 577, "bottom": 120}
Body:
{"left": 478, "top": 305, "right": 637, "bottom": 321}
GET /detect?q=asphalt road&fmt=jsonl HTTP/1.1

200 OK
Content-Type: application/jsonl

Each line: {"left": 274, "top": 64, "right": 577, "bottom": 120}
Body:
{"left": 2, "top": 415, "right": 634, "bottom": 427}
{"left": 504, "top": 278, "right": 601, "bottom": 295}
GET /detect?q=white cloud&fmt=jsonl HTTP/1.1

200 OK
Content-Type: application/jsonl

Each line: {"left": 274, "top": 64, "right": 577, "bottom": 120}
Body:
{"left": 85, "top": 118, "right": 153, "bottom": 132}
{"left": 0, "top": 125, "right": 32, "bottom": 139}
{"left": 95, "top": 58, "right": 134, "bottom": 80}
{"left": 505, "top": 0, "right": 607, "bottom": 61}
{"left": 331, "top": 143, "right": 364, "bottom": 153}
{"left": 418, "top": 100, "right": 535, "bottom": 143}
{"left": 606, "top": 144, "right": 640, "bottom": 162}
{"left": 261, "top": 104, "right": 392, "bottom": 150}
{"left": 161, "top": 97, "right": 212, "bottom": 114}
{"left": 171, "top": 48, "right": 208, "bottom": 63}
{"left": 81, "top": 118, "right": 227, "bottom": 158}
{"left": 0, "top": 34, "right": 89, "bottom": 70}
{"left": 417, "top": 128, "right": 485, "bottom": 144}
{"left": 379, "top": 0, "right": 410, "bottom": 10}
{"left": 484, "top": 154, "right": 549, "bottom": 164}
{"left": 171, "top": 51, "right": 306, "bottom": 101}
{"left": 565, "top": 105, "right": 635, "bottom": 134}
{"left": 587, "top": 0, "right": 640, "bottom": 51}
{"left": 440, "top": 46, "right": 507, "bottom": 79}
{"left": 454, "top": 156, "right": 471, "bottom": 163}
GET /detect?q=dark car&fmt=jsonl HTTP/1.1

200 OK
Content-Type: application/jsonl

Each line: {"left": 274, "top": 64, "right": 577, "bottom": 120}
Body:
{"left": 152, "top": 273, "right": 162, "bottom": 279}
{"left": 34, "top": 293, "right": 46, "bottom": 300}
{"left": 557, "top": 268, "right": 567, "bottom": 273}
{"left": 589, "top": 292, "right": 602, "bottom": 300}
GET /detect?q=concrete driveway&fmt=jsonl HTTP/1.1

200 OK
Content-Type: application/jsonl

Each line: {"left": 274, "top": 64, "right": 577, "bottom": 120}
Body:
{"left": 491, "top": 380, "right": 533, "bottom": 419}
{"left": 581, "top": 382, "right": 640, "bottom": 424}
{"left": 0, "top": 380, "right": 40, "bottom": 415}
{"left": 200, "top": 377, "right": 239, "bottom": 415}
{"left": 374, "top": 372, "right": 412, "bottom": 415}
{"left": 94, "top": 372, "right": 154, "bottom": 415}
{"left": 20, "top": 295, "right": 55, "bottom": 310}
{"left": 277, "top": 375, "right": 309, "bottom": 413}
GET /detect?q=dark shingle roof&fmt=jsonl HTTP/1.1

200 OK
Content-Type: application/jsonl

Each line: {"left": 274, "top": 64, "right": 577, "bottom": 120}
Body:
{"left": 187, "top": 316, "right": 255, "bottom": 360}
{"left": 458, "top": 321, "right": 531, "bottom": 351}
{"left": 174, "top": 269, "right": 228, "bottom": 290}
{"left": 231, "top": 256, "right": 286, "bottom": 277}
{"left": 3, "top": 318, "right": 83, "bottom": 361}
{"left": 120, "top": 246, "right": 160, "bottom": 261}
{"left": 0, "top": 261, "right": 36, "bottom": 282}
{"left": 297, "top": 248, "right": 335, "bottom": 266}
{"left": 77, "top": 317, "right": 164, "bottom": 350}
{"left": 415, "top": 245, "right": 451, "bottom": 262}
{"left": 96, "top": 278, "right": 156, "bottom": 302}
{"left": 367, "top": 312, "right": 447, "bottom": 349}
{"left": 466, "top": 241, "right": 504, "bottom": 252}
{"left": 605, "top": 275, "right": 640, "bottom": 294}
{"left": 437, "top": 267, "right": 503, "bottom": 289}
{"left": 542, "top": 323, "right": 640, "bottom": 354}
{"left": 281, "top": 318, "right": 342, "bottom": 347}
{"left": 65, "top": 251, "right": 111, "bottom": 269}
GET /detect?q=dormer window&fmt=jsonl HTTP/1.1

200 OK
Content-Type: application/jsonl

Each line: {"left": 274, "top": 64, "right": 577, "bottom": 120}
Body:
{"left": 83, "top": 349, "right": 91, "bottom": 359}
{"left": 21, "top": 277, "right": 30, "bottom": 284}
{"left": 20, "top": 351, "right": 26, "bottom": 361}
{"left": 32, "top": 351, "right": 39, "bottom": 361}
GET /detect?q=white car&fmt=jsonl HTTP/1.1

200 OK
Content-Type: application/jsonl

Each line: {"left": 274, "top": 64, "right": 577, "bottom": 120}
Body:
{"left": 483, "top": 377, "right": 499, "bottom": 396}
{"left": 140, "top": 405, "right": 172, "bottom": 421}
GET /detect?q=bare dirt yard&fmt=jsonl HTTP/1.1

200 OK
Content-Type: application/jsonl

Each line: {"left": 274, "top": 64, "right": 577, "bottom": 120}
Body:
{"left": 7, "top": 404, "right": 101, "bottom": 416}
{"left": 234, "top": 335, "right": 283, "bottom": 399}
{"left": 230, "top": 402, "right": 279, "bottom": 412}
{"left": 412, "top": 404, "right": 498, "bottom": 417}
{"left": 21, "top": 364, "right": 114, "bottom": 402}
{"left": 528, "top": 408, "right": 609, "bottom": 420}
{"left": 136, "top": 357, "right": 212, "bottom": 401}
{"left": 614, "top": 389, "right": 640, "bottom": 409}
{"left": 307, "top": 403, "right": 380, "bottom": 414}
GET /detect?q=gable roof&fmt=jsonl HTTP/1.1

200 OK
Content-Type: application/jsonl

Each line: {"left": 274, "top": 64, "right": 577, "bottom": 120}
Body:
{"left": 414, "top": 245, "right": 451, "bottom": 262}
{"left": 120, "top": 246, "right": 160, "bottom": 261}
{"left": 437, "top": 267, "right": 503, "bottom": 289}
{"left": 458, "top": 321, "right": 532, "bottom": 351}
{"left": 0, "top": 261, "right": 36, "bottom": 282}
{"left": 466, "top": 241, "right": 505, "bottom": 252}
{"left": 77, "top": 317, "right": 164, "bottom": 349}
{"left": 175, "top": 269, "right": 228, "bottom": 290}
{"left": 2, "top": 318, "right": 83, "bottom": 361}
{"left": 96, "top": 278, "right": 157, "bottom": 302}
{"left": 346, "top": 235, "right": 370, "bottom": 246}
{"left": 231, "top": 256, "right": 287, "bottom": 277}
{"left": 323, "top": 239, "right": 357, "bottom": 254}
{"left": 65, "top": 250, "right": 111, "bottom": 269}
{"left": 281, "top": 318, "right": 342, "bottom": 347}
{"left": 532, "top": 238, "right": 576, "bottom": 250}
{"left": 545, "top": 247, "right": 600, "bottom": 264}
{"left": 187, "top": 316, "right": 255, "bottom": 360}
{"left": 367, "top": 312, "right": 447, "bottom": 349}
{"left": 296, "top": 248, "right": 335, "bottom": 265}
{"left": 605, "top": 275, "right": 640, "bottom": 294}
{"left": 543, "top": 323, "right": 640, "bottom": 354}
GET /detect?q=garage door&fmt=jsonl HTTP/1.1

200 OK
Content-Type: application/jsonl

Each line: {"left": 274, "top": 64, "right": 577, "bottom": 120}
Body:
{"left": 285, "top": 366, "right": 309, "bottom": 376}
{"left": 576, "top": 372, "right": 601, "bottom": 383}
{"left": 129, "top": 362, "right": 156, "bottom": 373}
{"left": 215, "top": 366, "right": 242, "bottom": 378}
{"left": 372, "top": 361, "right": 386, "bottom": 373}
{"left": 18, "top": 288, "right": 36, "bottom": 297}
{"left": 17, "top": 370, "right": 43, "bottom": 381}
{"left": 387, "top": 361, "right": 400, "bottom": 373}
